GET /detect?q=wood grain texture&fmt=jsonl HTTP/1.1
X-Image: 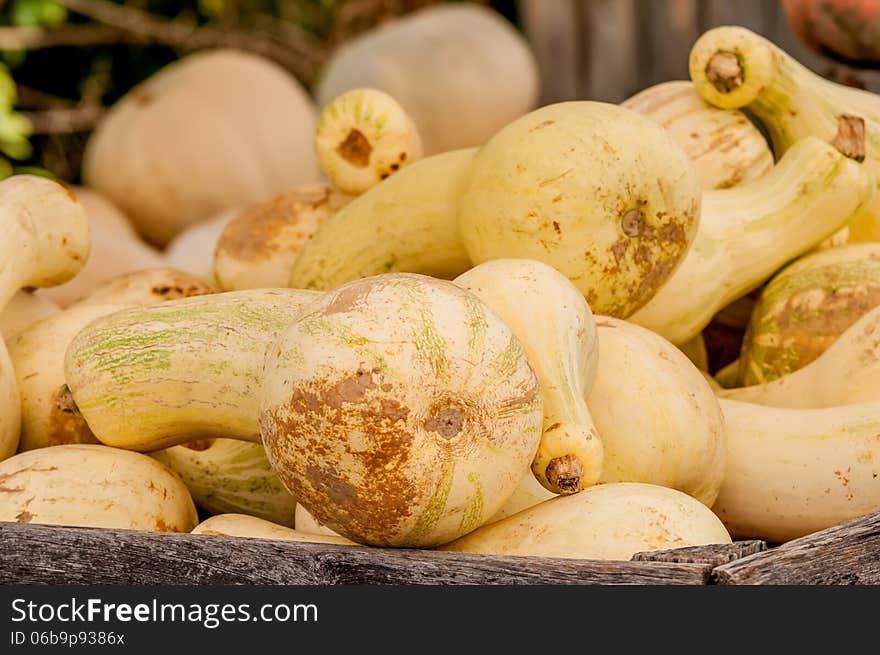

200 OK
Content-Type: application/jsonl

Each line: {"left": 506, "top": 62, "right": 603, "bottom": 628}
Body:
{"left": 0, "top": 522, "right": 712, "bottom": 585}
{"left": 713, "top": 510, "right": 880, "bottom": 585}
{"left": 631, "top": 540, "right": 766, "bottom": 566}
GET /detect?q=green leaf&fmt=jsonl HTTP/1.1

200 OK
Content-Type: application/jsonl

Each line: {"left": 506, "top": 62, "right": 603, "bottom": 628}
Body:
{"left": 11, "top": 0, "right": 68, "bottom": 28}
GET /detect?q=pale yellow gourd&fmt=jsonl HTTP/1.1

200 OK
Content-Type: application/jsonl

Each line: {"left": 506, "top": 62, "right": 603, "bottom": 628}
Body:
{"left": 722, "top": 304, "right": 880, "bottom": 407}
{"left": 588, "top": 317, "right": 726, "bottom": 507}
{"left": 459, "top": 101, "right": 701, "bottom": 318}
{"left": 714, "top": 398, "right": 880, "bottom": 542}
{"left": 153, "top": 439, "right": 298, "bottom": 528}
{"left": 192, "top": 514, "right": 355, "bottom": 545}
{"left": 315, "top": 88, "right": 423, "bottom": 194}
{"left": 622, "top": 80, "right": 774, "bottom": 190}
{"left": 164, "top": 209, "right": 237, "bottom": 282}
{"left": 294, "top": 503, "right": 342, "bottom": 537}
{"left": 10, "top": 303, "right": 128, "bottom": 451}
{"left": 0, "top": 291, "right": 59, "bottom": 341}
{"left": 64, "top": 288, "right": 321, "bottom": 451}
{"left": 70, "top": 267, "right": 218, "bottom": 308}
{"left": 84, "top": 49, "right": 322, "bottom": 246}
{"left": 36, "top": 187, "right": 166, "bottom": 307}
{"left": 689, "top": 25, "right": 880, "bottom": 242}
{"left": 454, "top": 259, "right": 601, "bottom": 494}
{"left": 259, "top": 273, "right": 543, "bottom": 548}
{"left": 738, "top": 243, "right": 880, "bottom": 386}
{"left": 289, "top": 148, "right": 476, "bottom": 291}
{"left": 315, "top": 4, "right": 538, "bottom": 155}
{"left": 14, "top": 268, "right": 218, "bottom": 452}
{"left": 214, "top": 188, "right": 350, "bottom": 291}
{"left": 440, "top": 483, "right": 731, "bottom": 560}
{"left": 0, "top": 175, "right": 90, "bottom": 461}
{"left": 628, "top": 133, "right": 876, "bottom": 344}
{"left": 0, "top": 444, "right": 198, "bottom": 531}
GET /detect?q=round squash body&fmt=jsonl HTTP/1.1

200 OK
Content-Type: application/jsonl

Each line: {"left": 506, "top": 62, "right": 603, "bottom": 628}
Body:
{"left": 315, "top": 4, "right": 539, "bottom": 155}
{"left": 192, "top": 513, "right": 355, "bottom": 545}
{"left": 36, "top": 187, "right": 165, "bottom": 308}
{"left": 0, "top": 444, "right": 198, "bottom": 531}
{"left": 440, "top": 482, "right": 731, "bottom": 560}
{"left": 214, "top": 187, "right": 350, "bottom": 291}
{"left": 740, "top": 243, "right": 880, "bottom": 385}
{"left": 153, "top": 439, "right": 298, "bottom": 527}
{"left": 588, "top": 317, "right": 727, "bottom": 507}
{"left": 458, "top": 101, "right": 701, "bottom": 318}
{"left": 259, "top": 273, "right": 544, "bottom": 548}
{"left": 83, "top": 49, "right": 322, "bottom": 247}
{"left": 622, "top": 80, "right": 773, "bottom": 190}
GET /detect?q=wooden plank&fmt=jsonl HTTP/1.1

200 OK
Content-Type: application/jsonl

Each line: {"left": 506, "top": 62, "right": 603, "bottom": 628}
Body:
{"left": 0, "top": 522, "right": 711, "bottom": 585}
{"left": 636, "top": 0, "right": 700, "bottom": 89}
{"left": 519, "top": 0, "right": 580, "bottom": 104}
{"left": 580, "top": 0, "right": 639, "bottom": 102}
{"left": 713, "top": 510, "right": 880, "bottom": 585}
{"left": 631, "top": 540, "right": 766, "bottom": 567}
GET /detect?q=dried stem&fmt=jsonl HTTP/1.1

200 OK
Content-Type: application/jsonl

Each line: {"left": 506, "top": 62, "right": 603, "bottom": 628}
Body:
{"left": 23, "top": 104, "right": 106, "bottom": 134}
{"left": 45, "top": 0, "right": 327, "bottom": 84}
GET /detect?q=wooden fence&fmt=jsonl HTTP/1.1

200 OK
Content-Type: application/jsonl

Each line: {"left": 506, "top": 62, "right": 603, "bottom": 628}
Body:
{"left": 518, "top": 0, "right": 880, "bottom": 104}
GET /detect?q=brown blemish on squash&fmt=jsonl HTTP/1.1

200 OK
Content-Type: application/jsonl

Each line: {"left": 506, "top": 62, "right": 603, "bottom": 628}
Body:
{"left": 544, "top": 422, "right": 562, "bottom": 432}
{"left": 747, "top": 282, "right": 880, "bottom": 380}
{"left": 424, "top": 406, "right": 464, "bottom": 439}
{"left": 15, "top": 510, "right": 33, "bottom": 523}
{"left": 832, "top": 115, "right": 867, "bottom": 162}
{"left": 49, "top": 385, "right": 99, "bottom": 447}
{"left": 337, "top": 129, "right": 373, "bottom": 167}
{"left": 545, "top": 454, "right": 582, "bottom": 494}
{"left": 621, "top": 210, "right": 645, "bottom": 237}
{"left": 529, "top": 120, "right": 556, "bottom": 132}
{"left": 217, "top": 188, "right": 341, "bottom": 263}
{"left": 149, "top": 271, "right": 218, "bottom": 300}
{"left": 182, "top": 438, "right": 214, "bottom": 451}
{"left": 154, "top": 517, "right": 178, "bottom": 532}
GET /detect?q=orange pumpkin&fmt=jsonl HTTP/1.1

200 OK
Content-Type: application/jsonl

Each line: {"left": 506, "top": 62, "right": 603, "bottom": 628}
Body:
{"left": 782, "top": 0, "right": 880, "bottom": 63}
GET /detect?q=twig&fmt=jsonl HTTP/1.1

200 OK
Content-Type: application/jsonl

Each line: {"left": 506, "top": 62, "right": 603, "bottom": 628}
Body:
{"left": 23, "top": 104, "right": 106, "bottom": 134}
{"left": 55, "top": 0, "right": 326, "bottom": 84}
{"left": 0, "top": 24, "right": 133, "bottom": 50}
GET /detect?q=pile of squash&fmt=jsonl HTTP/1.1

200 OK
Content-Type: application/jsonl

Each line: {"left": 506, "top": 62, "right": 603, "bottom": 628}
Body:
{"left": 2, "top": 6, "right": 880, "bottom": 564}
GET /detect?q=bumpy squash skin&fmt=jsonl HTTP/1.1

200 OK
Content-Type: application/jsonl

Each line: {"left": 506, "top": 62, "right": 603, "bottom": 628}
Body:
{"left": 192, "top": 513, "right": 355, "bottom": 545}
{"left": 458, "top": 101, "right": 701, "bottom": 318}
{"left": 289, "top": 148, "right": 476, "bottom": 291}
{"left": 739, "top": 243, "right": 880, "bottom": 386}
{"left": 724, "top": 304, "right": 880, "bottom": 407}
{"left": 454, "top": 259, "right": 602, "bottom": 494}
{"left": 715, "top": 398, "right": 880, "bottom": 542}
{"left": 588, "top": 317, "right": 726, "bottom": 507}
{"left": 153, "top": 439, "right": 298, "bottom": 527}
{"left": 440, "top": 482, "right": 731, "bottom": 561}
{"left": 622, "top": 80, "right": 774, "bottom": 190}
{"left": 689, "top": 25, "right": 880, "bottom": 241}
{"left": 214, "top": 188, "right": 350, "bottom": 291}
{"left": 259, "top": 273, "right": 543, "bottom": 548}
{"left": 64, "top": 289, "right": 321, "bottom": 451}
{"left": 0, "top": 444, "right": 198, "bottom": 531}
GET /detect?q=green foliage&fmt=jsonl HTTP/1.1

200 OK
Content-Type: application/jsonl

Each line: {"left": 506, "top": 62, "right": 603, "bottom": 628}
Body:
{"left": 0, "top": 64, "right": 33, "bottom": 179}
{"left": 11, "top": 0, "right": 68, "bottom": 28}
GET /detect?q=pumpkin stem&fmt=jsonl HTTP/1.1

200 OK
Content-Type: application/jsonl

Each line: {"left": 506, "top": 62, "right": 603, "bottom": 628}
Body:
{"left": 706, "top": 51, "right": 744, "bottom": 93}
{"left": 832, "top": 115, "right": 867, "bottom": 162}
